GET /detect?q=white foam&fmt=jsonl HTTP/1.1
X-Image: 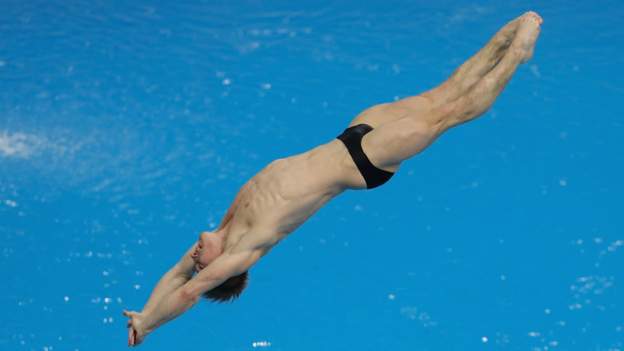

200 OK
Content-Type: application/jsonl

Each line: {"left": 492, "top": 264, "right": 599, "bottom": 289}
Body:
{"left": 4, "top": 199, "right": 17, "bottom": 207}
{"left": 0, "top": 131, "right": 42, "bottom": 158}
{"left": 252, "top": 341, "right": 271, "bottom": 348}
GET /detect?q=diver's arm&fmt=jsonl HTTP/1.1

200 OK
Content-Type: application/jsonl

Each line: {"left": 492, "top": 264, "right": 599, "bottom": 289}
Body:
{"left": 140, "top": 243, "right": 196, "bottom": 314}
{"left": 140, "top": 249, "right": 261, "bottom": 332}
{"left": 216, "top": 189, "right": 244, "bottom": 230}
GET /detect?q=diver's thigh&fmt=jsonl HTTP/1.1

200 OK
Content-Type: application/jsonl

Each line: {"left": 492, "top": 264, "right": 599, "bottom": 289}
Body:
{"left": 361, "top": 116, "right": 438, "bottom": 170}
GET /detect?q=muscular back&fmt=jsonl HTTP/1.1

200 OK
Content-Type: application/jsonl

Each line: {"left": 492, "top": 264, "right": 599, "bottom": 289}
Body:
{"left": 219, "top": 139, "right": 357, "bottom": 254}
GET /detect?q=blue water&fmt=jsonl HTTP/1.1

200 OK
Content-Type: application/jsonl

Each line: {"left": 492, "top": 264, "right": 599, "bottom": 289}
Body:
{"left": 1, "top": 1, "right": 623, "bottom": 350}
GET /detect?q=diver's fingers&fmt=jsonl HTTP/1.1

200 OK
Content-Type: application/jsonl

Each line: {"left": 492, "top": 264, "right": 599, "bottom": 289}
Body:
{"left": 127, "top": 327, "right": 133, "bottom": 346}
{"left": 130, "top": 327, "right": 136, "bottom": 347}
{"left": 123, "top": 309, "right": 138, "bottom": 318}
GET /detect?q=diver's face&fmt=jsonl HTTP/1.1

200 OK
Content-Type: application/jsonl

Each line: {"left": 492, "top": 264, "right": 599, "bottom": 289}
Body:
{"left": 191, "top": 232, "right": 221, "bottom": 272}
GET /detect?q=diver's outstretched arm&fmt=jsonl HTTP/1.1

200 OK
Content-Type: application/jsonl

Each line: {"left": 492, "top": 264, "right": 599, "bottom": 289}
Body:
{"left": 123, "top": 243, "right": 196, "bottom": 346}
{"left": 126, "top": 248, "right": 261, "bottom": 346}
{"left": 139, "top": 244, "right": 196, "bottom": 314}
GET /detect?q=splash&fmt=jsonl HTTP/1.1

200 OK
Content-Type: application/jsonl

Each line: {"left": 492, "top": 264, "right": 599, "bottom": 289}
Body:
{"left": 0, "top": 131, "right": 43, "bottom": 159}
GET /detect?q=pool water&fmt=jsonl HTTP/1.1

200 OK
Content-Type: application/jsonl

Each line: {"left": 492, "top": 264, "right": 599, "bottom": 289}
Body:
{"left": 1, "top": 1, "right": 623, "bottom": 350}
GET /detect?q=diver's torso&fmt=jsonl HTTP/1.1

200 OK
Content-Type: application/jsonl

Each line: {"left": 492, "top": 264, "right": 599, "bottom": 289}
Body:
{"left": 221, "top": 139, "right": 362, "bottom": 253}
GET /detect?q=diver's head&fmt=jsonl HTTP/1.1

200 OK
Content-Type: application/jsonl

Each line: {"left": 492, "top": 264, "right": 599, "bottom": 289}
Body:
{"left": 202, "top": 271, "right": 248, "bottom": 302}
{"left": 191, "top": 230, "right": 249, "bottom": 302}
{"left": 191, "top": 231, "right": 223, "bottom": 271}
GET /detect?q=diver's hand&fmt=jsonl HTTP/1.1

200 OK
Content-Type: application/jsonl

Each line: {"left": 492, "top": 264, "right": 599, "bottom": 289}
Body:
{"left": 123, "top": 310, "right": 149, "bottom": 347}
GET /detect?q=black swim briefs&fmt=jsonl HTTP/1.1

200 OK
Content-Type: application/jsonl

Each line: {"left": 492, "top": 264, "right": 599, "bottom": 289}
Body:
{"left": 336, "top": 123, "right": 394, "bottom": 189}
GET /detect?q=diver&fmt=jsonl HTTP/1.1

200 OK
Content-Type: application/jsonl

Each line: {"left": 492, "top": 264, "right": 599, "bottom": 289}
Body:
{"left": 124, "top": 11, "right": 543, "bottom": 346}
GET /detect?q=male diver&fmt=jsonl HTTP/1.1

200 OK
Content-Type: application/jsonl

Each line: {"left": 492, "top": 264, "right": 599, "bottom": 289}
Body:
{"left": 124, "top": 11, "right": 543, "bottom": 346}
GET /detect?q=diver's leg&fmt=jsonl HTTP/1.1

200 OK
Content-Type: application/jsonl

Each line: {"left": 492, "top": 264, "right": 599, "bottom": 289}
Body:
{"left": 420, "top": 14, "right": 524, "bottom": 106}
{"left": 348, "top": 13, "right": 523, "bottom": 129}
{"left": 359, "top": 12, "right": 542, "bottom": 170}
{"left": 436, "top": 12, "right": 542, "bottom": 129}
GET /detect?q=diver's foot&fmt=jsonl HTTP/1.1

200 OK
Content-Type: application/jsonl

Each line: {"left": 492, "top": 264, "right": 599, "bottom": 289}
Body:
{"left": 523, "top": 11, "right": 543, "bottom": 25}
{"left": 512, "top": 11, "right": 543, "bottom": 64}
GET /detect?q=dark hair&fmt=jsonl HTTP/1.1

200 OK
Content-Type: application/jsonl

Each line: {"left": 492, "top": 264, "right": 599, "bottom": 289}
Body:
{"left": 202, "top": 271, "right": 249, "bottom": 302}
